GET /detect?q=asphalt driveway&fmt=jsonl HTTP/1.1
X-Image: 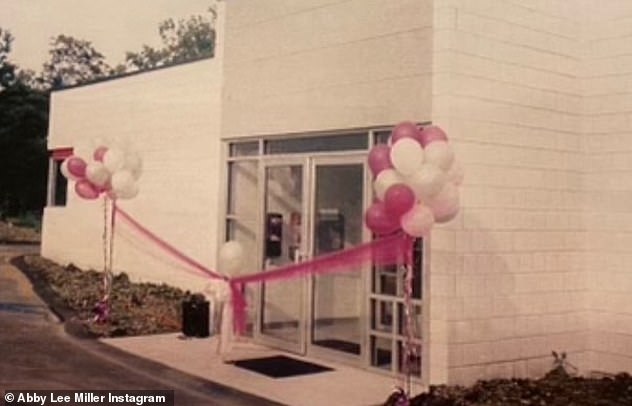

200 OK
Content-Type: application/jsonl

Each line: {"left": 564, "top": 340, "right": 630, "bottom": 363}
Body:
{"left": 0, "top": 246, "right": 282, "bottom": 406}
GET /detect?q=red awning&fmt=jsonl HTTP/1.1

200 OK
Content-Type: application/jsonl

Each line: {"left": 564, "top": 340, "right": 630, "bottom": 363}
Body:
{"left": 50, "top": 148, "right": 73, "bottom": 160}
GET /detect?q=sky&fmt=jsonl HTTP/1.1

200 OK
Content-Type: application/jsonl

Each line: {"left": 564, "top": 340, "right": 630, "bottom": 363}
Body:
{"left": 0, "top": 0, "right": 215, "bottom": 72}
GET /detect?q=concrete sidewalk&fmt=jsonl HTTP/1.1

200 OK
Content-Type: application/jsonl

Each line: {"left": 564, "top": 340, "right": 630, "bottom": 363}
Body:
{"left": 103, "top": 333, "right": 400, "bottom": 406}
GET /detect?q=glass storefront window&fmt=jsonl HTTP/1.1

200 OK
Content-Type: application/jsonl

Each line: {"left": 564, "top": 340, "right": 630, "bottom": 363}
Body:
{"left": 227, "top": 160, "right": 258, "bottom": 217}
{"left": 229, "top": 141, "right": 259, "bottom": 157}
{"left": 264, "top": 133, "right": 367, "bottom": 154}
{"left": 224, "top": 126, "right": 425, "bottom": 377}
{"left": 397, "top": 303, "right": 422, "bottom": 339}
{"left": 373, "top": 130, "right": 391, "bottom": 145}
{"left": 371, "top": 336, "right": 393, "bottom": 370}
{"left": 52, "top": 159, "right": 67, "bottom": 206}
{"left": 371, "top": 299, "right": 393, "bottom": 332}
{"left": 397, "top": 341, "right": 421, "bottom": 377}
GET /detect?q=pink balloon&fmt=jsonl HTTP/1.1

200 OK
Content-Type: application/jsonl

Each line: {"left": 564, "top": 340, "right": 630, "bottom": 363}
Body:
{"left": 365, "top": 202, "right": 400, "bottom": 235}
{"left": 66, "top": 156, "right": 87, "bottom": 179}
{"left": 368, "top": 144, "right": 393, "bottom": 177}
{"left": 93, "top": 146, "right": 109, "bottom": 162}
{"left": 390, "top": 121, "right": 421, "bottom": 144}
{"left": 75, "top": 179, "right": 100, "bottom": 200}
{"left": 384, "top": 184, "right": 416, "bottom": 217}
{"left": 418, "top": 125, "right": 448, "bottom": 147}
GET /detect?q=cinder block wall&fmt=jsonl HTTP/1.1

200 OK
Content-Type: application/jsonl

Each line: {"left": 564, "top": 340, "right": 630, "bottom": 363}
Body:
{"left": 430, "top": 0, "right": 588, "bottom": 385}
{"left": 42, "top": 58, "right": 223, "bottom": 292}
{"left": 581, "top": 0, "right": 632, "bottom": 375}
{"left": 221, "top": 0, "right": 434, "bottom": 138}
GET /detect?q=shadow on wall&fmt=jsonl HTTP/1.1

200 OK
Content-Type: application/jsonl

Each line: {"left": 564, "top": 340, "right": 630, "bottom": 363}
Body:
{"left": 449, "top": 212, "right": 587, "bottom": 385}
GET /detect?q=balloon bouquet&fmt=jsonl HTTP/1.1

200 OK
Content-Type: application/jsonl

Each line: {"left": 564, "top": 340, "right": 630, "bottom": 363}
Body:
{"left": 366, "top": 121, "right": 463, "bottom": 237}
{"left": 61, "top": 146, "right": 142, "bottom": 201}
{"left": 366, "top": 122, "right": 463, "bottom": 405}
{"left": 61, "top": 143, "right": 143, "bottom": 322}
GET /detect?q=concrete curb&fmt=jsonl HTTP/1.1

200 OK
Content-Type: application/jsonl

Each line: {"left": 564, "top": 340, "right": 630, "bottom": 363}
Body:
{"left": 10, "top": 255, "right": 77, "bottom": 326}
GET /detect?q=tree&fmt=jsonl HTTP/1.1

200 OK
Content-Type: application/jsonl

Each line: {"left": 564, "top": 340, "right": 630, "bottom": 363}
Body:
{"left": 0, "top": 82, "right": 49, "bottom": 217}
{"left": 125, "top": 10, "right": 216, "bottom": 71}
{"left": 0, "top": 8, "right": 217, "bottom": 217}
{"left": 40, "top": 34, "right": 114, "bottom": 89}
{"left": 0, "top": 28, "right": 16, "bottom": 88}
{"left": 0, "top": 27, "right": 48, "bottom": 218}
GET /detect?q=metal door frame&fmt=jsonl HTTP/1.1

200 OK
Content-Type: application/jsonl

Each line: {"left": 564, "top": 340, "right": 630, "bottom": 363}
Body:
{"left": 305, "top": 154, "right": 370, "bottom": 366}
{"left": 254, "top": 156, "right": 310, "bottom": 354}
{"left": 254, "top": 153, "right": 370, "bottom": 361}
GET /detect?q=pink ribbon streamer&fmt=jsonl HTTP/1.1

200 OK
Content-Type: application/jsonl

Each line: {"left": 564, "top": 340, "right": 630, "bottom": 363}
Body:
{"left": 113, "top": 206, "right": 413, "bottom": 336}
{"left": 114, "top": 206, "right": 228, "bottom": 281}
{"left": 230, "top": 233, "right": 413, "bottom": 334}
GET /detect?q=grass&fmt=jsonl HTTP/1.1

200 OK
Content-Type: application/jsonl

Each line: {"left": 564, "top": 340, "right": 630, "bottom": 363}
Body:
{"left": 0, "top": 220, "right": 41, "bottom": 244}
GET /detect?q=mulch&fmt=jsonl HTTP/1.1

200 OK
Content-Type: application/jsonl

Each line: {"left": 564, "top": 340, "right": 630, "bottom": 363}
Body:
{"left": 11, "top": 255, "right": 188, "bottom": 338}
{"left": 383, "top": 367, "right": 632, "bottom": 405}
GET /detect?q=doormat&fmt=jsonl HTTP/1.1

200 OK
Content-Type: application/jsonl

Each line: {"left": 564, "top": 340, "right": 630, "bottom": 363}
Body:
{"left": 313, "top": 339, "right": 360, "bottom": 355}
{"left": 228, "top": 355, "right": 333, "bottom": 378}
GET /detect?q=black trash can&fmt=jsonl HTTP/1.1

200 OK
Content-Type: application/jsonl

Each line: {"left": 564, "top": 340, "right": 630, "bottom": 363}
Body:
{"left": 181, "top": 293, "right": 210, "bottom": 338}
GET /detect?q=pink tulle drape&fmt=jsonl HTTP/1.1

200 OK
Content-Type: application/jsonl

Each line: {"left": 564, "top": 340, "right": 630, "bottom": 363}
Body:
{"left": 229, "top": 233, "right": 412, "bottom": 334}
{"left": 114, "top": 206, "right": 413, "bottom": 335}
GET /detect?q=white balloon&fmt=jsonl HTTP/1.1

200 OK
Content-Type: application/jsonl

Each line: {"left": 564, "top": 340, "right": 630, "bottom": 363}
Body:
{"left": 85, "top": 161, "right": 111, "bottom": 187}
{"left": 401, "top": 204, "right": 435, "bottom": 237}
{"left": 446, "top": 160, "right": 464, "bottom": 186}
{"left": 374, "top": 169, "right": 404, "bottom": 201}
{"left": 406, "top": 163, "right": 447, "bottom": 202}
{"left": 219, "top": 241, "right": 245, "bottom": 274}
{"left": 124, "top": 151, "right": 143, "bottom": 180}
{"left": 111, "top": 170, "right": 135, "bottom": 196}
{"left": 115, "top": 182, "right": 139, "bottom": 200}
{"left": 424, "top": 141, "right": 454, "bottom": 171}
{"left": 103, "top": 148, "right": 126, "bottom": 172}
{"left": 390, "top": 138, "right": 424, "bottom": 176}
{"left": 60, "top": 159, "right": 79, "bottom": 181}
{"left": 428, "top": 183, "right": 460, "bottom": 223}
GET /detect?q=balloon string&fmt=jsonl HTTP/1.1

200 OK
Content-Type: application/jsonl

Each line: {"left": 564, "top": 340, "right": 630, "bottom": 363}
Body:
{"left": 102, "top": 197, "right": 108, "bottom": 296}
{"left": 404, "top": 263, "right": 413, "bottom": 397}
{"left": 402, "top": 237, "right": 415, "bottom": 402}
{"left": 114, "top": 205, "right": 229, "bottom": 281}
{"left": 107, "top": 198, "right": 116, "bottom": 299}
{"left": 94, "top": 196, "right": 112, "bottom": 323}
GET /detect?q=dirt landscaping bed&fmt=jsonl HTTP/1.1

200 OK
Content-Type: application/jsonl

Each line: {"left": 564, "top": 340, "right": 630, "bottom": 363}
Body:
{"left": 12, "top": 255, "right": 188, "bottom": 338}
{"left": 384, "top": 368, "right": 632, "bottom": 406}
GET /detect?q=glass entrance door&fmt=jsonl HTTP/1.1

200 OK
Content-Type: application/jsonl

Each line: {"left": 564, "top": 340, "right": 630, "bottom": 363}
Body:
{"left": 308, "top": 158, "right": 367, "bottom": 360}
{"left": 256, "top": 156, "right": 367, "bottom": 358}
{"left": 258, "top": 161, "right": 307, "bottom": 353}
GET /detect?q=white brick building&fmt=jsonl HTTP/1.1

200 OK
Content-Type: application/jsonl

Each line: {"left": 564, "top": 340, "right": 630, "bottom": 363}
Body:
{"left": 42, "top": 0, "right": 632, "bottom": 387}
